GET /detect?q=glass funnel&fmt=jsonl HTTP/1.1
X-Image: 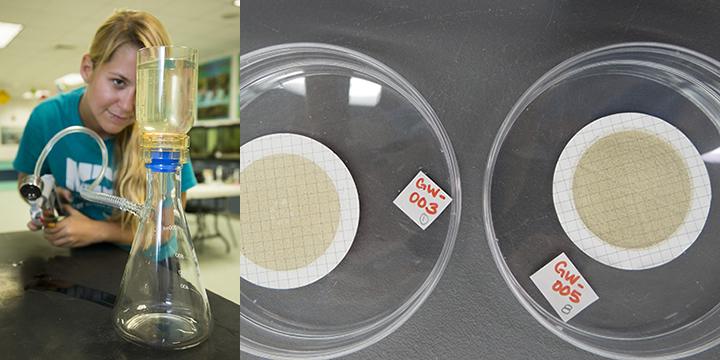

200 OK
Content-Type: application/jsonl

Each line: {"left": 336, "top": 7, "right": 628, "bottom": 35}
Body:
{"left": 136, "top": 45, "right": 197, "bottom": 135}
{"left": 136, "top": 45, "right": 198, "bottom": 165}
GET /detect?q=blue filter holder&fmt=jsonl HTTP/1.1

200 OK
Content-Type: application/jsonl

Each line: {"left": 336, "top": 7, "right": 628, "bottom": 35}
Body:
{"left": 146, "top": 150, "right": 182, "bottom": 173}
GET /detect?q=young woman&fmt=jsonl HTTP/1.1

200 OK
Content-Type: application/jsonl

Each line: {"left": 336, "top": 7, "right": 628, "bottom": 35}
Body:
{"left": 13, "top": 9, "right": 197, "bottom": 248}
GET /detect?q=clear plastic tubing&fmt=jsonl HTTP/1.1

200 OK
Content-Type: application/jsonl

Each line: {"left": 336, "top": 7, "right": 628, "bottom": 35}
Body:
{"left": 33, "top": 125, "right": 142, "bottom": 217}
{"left": 34, "top": 126, "right": 107, "bottom": 184}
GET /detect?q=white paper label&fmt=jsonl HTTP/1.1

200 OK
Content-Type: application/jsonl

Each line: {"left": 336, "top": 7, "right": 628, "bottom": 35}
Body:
{"left": 530, "top": 253, "right": 599, "bottom": 322}
{"left": 393, "top": 171, "right": 452, "bottom": 230}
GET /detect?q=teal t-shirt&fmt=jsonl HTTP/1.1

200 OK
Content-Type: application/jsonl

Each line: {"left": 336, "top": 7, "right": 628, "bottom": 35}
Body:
{"left": 13, "top": 86, "right": 198, "bottom": 222}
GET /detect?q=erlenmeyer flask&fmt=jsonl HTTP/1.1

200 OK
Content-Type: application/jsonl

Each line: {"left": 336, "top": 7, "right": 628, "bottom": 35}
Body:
{"left": 113, "top": 165, "right": 212, "bottom": 349}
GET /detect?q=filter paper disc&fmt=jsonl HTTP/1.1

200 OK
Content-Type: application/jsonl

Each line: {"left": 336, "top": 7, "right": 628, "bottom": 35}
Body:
{"left": 553, "top": 112, "right": 712, "bottom": 270}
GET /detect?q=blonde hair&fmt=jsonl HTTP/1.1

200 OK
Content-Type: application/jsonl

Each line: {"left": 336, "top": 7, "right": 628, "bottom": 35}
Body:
{"left": 87, "top": 9, "right": 171, "bottom": 229}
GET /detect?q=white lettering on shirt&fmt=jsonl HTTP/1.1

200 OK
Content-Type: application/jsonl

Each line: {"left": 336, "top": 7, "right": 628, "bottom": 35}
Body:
{"left": 66, "top": 158, "right": 113, "bottom": 194}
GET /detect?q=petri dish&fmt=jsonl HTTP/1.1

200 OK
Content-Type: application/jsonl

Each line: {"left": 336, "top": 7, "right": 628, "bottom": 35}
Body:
{"left": 484, "top": 42, "right": 720, "bottom": 359}
{"left": 240, "top": 43, "right": 461, "bottom": 359}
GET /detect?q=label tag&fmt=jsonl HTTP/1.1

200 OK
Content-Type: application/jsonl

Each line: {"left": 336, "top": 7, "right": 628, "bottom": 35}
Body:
{"left": 393, "top": 171, "right": 452, "bottom": 230}
{"left": 530, "top": 253, "right": 599, "bottom": 322}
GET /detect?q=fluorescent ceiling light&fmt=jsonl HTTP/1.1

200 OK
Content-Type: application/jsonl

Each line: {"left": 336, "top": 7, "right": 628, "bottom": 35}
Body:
{"left": 0, "top": 22, "right": 23, "bottom": 49}
{"left": 54, "top": 73, "right": 85, "bottom": 87}
{"left": 233, "top": 0, "right": 240, "bottom": 7}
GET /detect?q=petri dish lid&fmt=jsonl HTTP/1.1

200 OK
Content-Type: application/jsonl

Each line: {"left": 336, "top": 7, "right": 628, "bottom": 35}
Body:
{"left": 240, "top": 43, "right": 461, "bottom": 359}
{"left": 484, "top": 42, "right": 720, "bottom": 359}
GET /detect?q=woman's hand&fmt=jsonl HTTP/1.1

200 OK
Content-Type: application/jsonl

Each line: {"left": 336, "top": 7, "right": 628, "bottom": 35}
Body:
{"left": 25, "top": 186, "right": 74, "bottom": 232}
{"left": 40, "top": 204, "right": 103, "bottom": 248}
{"left": 56, "top": 186, "right": 73, "bottom": 204}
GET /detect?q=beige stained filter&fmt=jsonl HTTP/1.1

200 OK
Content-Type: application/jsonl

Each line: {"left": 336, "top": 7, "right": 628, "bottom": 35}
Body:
{"left": 240, "top": 133, "right": 360, "bottom": 289}
{"left": 572, "top": 130, "right": 692, "bottom": 249}
{"left": 553, "top": 113, "right": 712, "bottom": 270}
{"left": 240, "top": 153, "right": 341, "bottom": 271}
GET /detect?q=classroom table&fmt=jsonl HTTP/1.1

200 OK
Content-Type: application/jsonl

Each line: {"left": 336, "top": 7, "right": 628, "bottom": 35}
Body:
{"left": 186, "top": 182, "right": 240, "bottom": 252}
{"left": 0, "top": 230, "right": 239, "bottom": 359}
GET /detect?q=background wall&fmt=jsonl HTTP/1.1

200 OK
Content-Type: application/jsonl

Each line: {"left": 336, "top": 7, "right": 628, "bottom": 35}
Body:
{"left": 0, "top": 98, "right": 35, "bottom": 161}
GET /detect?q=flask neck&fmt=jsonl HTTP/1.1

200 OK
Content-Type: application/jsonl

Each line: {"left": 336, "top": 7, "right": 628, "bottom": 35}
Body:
{"left": 136, "top": 167, "right": 184, "bottom": 253}
{"left": 145, "top": 166, "right": 182, "bottom": 208}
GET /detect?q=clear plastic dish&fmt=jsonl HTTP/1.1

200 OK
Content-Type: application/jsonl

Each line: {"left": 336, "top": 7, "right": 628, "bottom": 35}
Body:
{"left": 240, "top": 43, "right": 461, "bottom": 359}
{"left": 484, "top": 43, "right": 720, "bottom": 359}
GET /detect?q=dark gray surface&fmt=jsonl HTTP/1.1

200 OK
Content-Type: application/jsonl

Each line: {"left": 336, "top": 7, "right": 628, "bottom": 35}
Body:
{"left": 0, "top": 231, "right": 239, "bottom": 359}
{"left": 240, "top": 1, "right": 720, "bottom": 359}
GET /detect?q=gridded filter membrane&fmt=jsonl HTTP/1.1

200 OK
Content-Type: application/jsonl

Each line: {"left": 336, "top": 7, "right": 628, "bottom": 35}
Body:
{"left": 240, "top": 133, "right": 360, "bottom": 289}
{"left": 553, "top": 113, "right": 711, "bottom": 270}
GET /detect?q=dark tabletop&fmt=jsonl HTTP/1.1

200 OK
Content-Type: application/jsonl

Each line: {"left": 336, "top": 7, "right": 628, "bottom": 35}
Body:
{"left": 241, "top": 1, "right": 720, "bottom": 359}
{"left": 0, "top": 230, "right": 239, "bottom": 360}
